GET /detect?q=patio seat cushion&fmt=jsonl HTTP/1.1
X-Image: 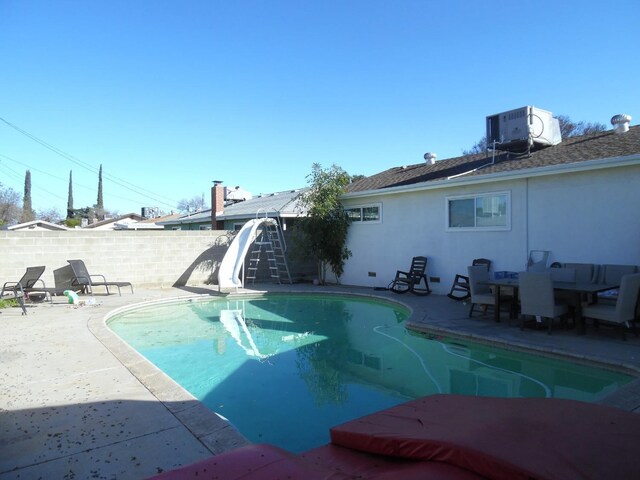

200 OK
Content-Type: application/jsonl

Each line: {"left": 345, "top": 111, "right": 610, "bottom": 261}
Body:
{"left": 149, "top": 441, "right": 483, "bottom": 480}
{"left": 147, "top": 443, "right": 347, "bottom": 480}
{"left": 329, "top": 394, "right": 640, "bottom": 480}
{"left": 301, "top": 443, "right": 485, "bottom": 479}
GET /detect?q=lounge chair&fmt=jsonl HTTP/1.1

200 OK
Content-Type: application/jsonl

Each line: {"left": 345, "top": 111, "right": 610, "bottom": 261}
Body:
{"left": 389, "top": 256, "right": 431, "bottom": 296}
{"left": 66, "top": 259, "right": 133, "bottom": 296}
{"left": 519, "top": 271, "right": 569, "bottom": 334}
{"left": 1, "top": 266, "right": 46, "bottom": 298}
{"left": 582, "top": 273, "right": 640, "bottom": 340}
{"left": 1, "top": 266, "right": 69, "bottom": 307}
{"left": 447, "top": 258, "right": 491, "bottom": 301}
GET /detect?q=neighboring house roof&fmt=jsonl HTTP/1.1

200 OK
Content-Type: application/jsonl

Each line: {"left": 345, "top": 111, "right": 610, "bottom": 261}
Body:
{"left": 139, "top": 213, "right": 183, "bottom": 224}
{"left": 113, "top": 212, "right": 184, "bottom": 230}
{"left": 217, "top": 188, "right": 307, "bottom": 220}
{"left": 158, "top": 188, "right": 308, "bottom": 226}
{"left": 157, "top": 209, "right": 213, "bottom": 227}
{"left": 84, "top": 213, "right": 145, "bottom": 229}
{"left": 345, "top": 125, "right": 640, "bottom": 196}
{"left": 7, "top": 220, "right": 69, "bottom": 231}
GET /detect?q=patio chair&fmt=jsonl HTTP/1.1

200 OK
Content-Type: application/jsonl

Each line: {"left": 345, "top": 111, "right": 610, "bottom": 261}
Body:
{"left": 467, "top": 265, "right": 498, "bottom": 318}
{"left": 67, "top": 259, "right": 134, "bottom": 296}
{"left": 582, "top": 273, "right": 640, "bottom": 340}
{"left": 0, "top": 266, "right": 44, "bottom": 315}
{"left": 519, "top": 271, "right": 569, "bottom": 334}
{"left": 389, "top": 256, "right": 431, "bottom": 296}
{"left": 447, "top": 258, "right": 491, "bottom": 301}
{"left": 1, "top": 266, "right": 46, "bottom": 298}
{"left": 526, "top": 250, "right": 550, "bottom": 272}
{"left": 2, "top": 266, "right": 69, "bottom": 306}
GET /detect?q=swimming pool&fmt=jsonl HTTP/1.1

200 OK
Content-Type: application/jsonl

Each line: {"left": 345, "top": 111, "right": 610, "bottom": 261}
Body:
{"left": 107, "top": 293, "right": 633, "bottom": 453}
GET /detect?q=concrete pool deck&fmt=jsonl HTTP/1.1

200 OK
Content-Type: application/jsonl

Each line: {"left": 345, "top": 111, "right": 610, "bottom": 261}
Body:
{"left": 1, "top": 284, "right": 640, "bottom": 479}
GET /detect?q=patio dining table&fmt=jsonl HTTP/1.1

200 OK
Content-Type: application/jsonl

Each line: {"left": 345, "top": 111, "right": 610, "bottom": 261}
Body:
{"left": 485, "top": 277, "right": 619, "bottom": 332}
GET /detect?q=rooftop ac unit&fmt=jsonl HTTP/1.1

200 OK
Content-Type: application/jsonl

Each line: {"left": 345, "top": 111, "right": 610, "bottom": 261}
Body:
{"left": 486, "top": 106, "right": 561, "bottom": 150}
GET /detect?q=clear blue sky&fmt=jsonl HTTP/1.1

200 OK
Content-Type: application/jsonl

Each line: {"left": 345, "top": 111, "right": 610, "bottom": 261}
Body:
{"left": 1, "top": 0, "right": 638, "bottom": 215}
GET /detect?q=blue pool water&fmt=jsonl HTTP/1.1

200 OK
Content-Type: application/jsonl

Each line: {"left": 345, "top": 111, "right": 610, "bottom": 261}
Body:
{"left": 108, "top": 294, "right": 633, "bottom": 453}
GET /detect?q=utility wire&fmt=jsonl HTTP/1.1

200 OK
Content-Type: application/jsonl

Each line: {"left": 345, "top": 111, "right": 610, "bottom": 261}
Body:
{"left": 0, "top": 117, "right": 181, "bottom": 209}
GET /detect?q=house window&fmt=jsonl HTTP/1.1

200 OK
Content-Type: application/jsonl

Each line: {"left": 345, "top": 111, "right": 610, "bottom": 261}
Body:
{"left": 345, "top": 204, "right": 381, "bottom": 223}
{"left": 199, "top": 225, "right": 211, "bottom": 230}
{"left": 447, "top": 192, "right": 510, "bottom": 230}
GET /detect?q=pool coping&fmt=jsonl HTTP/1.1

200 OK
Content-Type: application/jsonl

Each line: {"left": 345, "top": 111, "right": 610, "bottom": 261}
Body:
{"left": 89, "top": 293, "right": 251, "bottom": 456}
{"left": 89, "top": 288, "right": 640, "bottom": 459}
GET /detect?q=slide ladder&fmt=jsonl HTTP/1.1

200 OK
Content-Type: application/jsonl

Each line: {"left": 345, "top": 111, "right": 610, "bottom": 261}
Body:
{"left": 246, "top": 220, "right": 292, "bottom": 285}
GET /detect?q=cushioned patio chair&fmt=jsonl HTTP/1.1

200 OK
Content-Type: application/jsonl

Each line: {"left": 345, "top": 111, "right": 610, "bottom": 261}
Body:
{"left": 389, "top": 256, "right": 431, "bottom": 296}
{"left": 67, "top": 259, "right": 133, "bottom": 296}
{"left": 562, "top": 263, "right": 597, "bottom": 284}
{"left": 447, "top": 258, "right": 491, "bottom": 301}
{"left": 596, "top": 264, "right": 638, "bottom": 305}
{"left": 467, "top": 265, "right": 498, "bottom": 318}
{"left": 519, "top": 271, "right": 569, "bottom": 334}
{"left": 582, "top": 273, "right": 640, "bottom": 340}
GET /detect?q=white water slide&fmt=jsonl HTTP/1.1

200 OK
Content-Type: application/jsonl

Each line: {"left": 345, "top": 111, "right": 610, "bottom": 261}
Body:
{"left": 217, "top": 218, "right": 278, "bottom": 290}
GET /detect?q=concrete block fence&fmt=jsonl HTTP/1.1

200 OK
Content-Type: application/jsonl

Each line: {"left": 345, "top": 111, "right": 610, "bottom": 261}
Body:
{"left": 0, "top": 230, "right": 317, "bottom": 291}
{"left": 0, "top": 230, "right": 232, "bottom": 290}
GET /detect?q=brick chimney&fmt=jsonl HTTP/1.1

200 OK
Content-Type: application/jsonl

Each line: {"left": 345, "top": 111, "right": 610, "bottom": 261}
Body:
{"left": 211, "top": 181, "right": 225, "bottom": 230}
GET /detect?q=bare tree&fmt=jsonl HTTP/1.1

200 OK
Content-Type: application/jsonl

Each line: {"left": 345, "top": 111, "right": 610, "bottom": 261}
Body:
{"left": 0, "top": 183, "right": 21, "bottom": 226}
{"left": 177, "top": 194, "right": 208, "bottom": 213}
{"left": 555, "top": 115, "right": 607, "bottom": 138}
{"left": 463, "top": 115, "right": 607, "bottom": 155}
{"left": 37, "top": 207, "right": 63, "bottom": 224}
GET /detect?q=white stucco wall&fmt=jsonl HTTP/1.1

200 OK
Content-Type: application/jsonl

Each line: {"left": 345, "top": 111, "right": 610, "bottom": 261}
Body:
{"left": 340, "top": 163, "right": 640, "bottom": 294}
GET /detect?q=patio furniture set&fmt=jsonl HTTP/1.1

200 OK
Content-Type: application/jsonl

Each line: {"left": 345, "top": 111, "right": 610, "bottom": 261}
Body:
{"left": 1, "top": 259, "right": 133, "bottom": 314}
{"left": 388, "top": 255, "right": 640, "bottom": 339}
{"left": 464, "top": 260, "right": 640, "bottom": 339}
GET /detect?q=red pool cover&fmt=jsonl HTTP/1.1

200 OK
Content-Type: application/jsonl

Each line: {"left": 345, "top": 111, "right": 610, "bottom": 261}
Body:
{"left": 150, "top": 442, "right": 484, "bottom": 480}
{"left": 330, "top": 394, "right": 640, "bottom": 480}
{"left": 149, "top": 443, "right": 350, "bottom": 480}
{"left": 149, "top": 394, "right": 640, "bottom": 480}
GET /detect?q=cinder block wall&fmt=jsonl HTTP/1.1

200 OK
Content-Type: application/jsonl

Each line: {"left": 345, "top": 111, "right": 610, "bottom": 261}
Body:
{"left": 0, "top": 230, "right": 231, "bottom": 289}
{"left": 0, "top": 230, "right": 317, "bottom": 289}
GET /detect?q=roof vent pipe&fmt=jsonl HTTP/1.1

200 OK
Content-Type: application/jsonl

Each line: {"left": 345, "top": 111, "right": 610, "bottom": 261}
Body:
{"left": 424, "top": 152, "right": 437, "bottom": 164}
{"left": 611, "top": 114, "right": 632, "bottom": 134}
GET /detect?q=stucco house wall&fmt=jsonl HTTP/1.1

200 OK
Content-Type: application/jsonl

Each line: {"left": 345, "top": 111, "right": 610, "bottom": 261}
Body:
{"left": 340, "top": 163, "right": 640, "bottom": 294}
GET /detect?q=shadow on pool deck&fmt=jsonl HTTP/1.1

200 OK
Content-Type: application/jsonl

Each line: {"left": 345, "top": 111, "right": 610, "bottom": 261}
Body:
{"left": 1, "top": 283, "right": 639, "bottom": 479}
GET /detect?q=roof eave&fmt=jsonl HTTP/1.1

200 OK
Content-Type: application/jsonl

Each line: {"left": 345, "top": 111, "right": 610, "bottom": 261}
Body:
{"left": 341, "top": 154, "right": 640, "bottom": 199}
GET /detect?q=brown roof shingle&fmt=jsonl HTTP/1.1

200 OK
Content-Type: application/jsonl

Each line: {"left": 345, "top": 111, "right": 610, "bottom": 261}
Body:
{"left": 347, "top": 125, "right": 640, "bottom": 193}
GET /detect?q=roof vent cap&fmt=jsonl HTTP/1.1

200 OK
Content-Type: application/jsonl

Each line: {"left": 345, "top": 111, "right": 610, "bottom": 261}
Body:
{"left": 611, "top": 114, "right": 632, "bottom": 134}
{"left": 424, "top": 152, "right": 437, "bottom": 164}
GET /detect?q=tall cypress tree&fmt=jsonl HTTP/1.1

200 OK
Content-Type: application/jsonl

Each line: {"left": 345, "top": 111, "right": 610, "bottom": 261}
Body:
{"left": 21, "top": 170, "right": 35, "bottom": 222}
{"left": 96, "top": 164, "right": 105, "bottom": 220}
{"left": 67, "top": 170, "right": 74, "bottom": 219}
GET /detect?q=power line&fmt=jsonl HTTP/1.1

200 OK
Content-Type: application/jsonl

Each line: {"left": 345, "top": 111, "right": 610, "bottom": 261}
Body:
{"left": 0, "top": 117, "right": 182, "bottom": 209}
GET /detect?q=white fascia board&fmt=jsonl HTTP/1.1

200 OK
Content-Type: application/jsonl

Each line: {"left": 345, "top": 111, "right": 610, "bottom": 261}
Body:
{"left": 341, "top": 154, "right": 640, "bottom": 200}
